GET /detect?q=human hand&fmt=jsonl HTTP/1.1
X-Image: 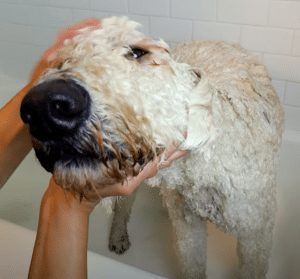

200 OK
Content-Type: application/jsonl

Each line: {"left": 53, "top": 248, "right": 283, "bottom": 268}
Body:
{"left": 46, "top": 142, "right": 188, "bottom": 215}
{"left": 42, "top": 19, "right": 101, "bottom": 62}
{"left": 30, "top": 19, "right": 101, "bottom": 84}
{"left": 95, "top": 143, "right": 188, "bottom": 199}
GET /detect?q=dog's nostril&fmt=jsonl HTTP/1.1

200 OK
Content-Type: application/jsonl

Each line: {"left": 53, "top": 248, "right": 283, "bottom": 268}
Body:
{"left": 22, "top": 112, "right": 33, "bottom": 123}
{"left": 49, "top": 95, "right": 84, "bottom": 118}
{"left": 47, "top": 86, "right": 90, "bottom": 132}
{"left": 20, "top": 101, "right": 38, "bottom": 125}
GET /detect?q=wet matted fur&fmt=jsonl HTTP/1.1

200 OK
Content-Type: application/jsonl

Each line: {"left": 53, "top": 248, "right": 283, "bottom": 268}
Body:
{"left": 22, "top": 17, "right": 283, "bottom": 278}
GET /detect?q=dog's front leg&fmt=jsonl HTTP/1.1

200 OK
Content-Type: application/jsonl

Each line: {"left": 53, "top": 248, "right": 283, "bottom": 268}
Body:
{"left": 161, "top": 186, "right": 207, "bottom": 279}
{"left": 109, "top": 190, "right": 137, "bottom": 254}
{"left": 237, "top": 224, "right": 274, "bottom": 279}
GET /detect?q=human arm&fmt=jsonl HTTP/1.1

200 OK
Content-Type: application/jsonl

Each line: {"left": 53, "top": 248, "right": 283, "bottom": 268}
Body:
{"left": 28, "top": 145, "right": 187, "bottom": 279}
{"left": 0, "top": 38, "right": 51, "bottom": 188}
{"left": 28, "top": 178, "right": 90, "bottom": 279}
{"left": 0, "top": 85, "right": 33, "bottom": 188}
{"left": 0, "top": 45, "right": 50, "bottom": 188}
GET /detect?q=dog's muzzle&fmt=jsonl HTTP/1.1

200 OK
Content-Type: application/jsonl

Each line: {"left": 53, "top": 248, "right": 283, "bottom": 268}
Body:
{"left": 20, "top": 79, "right": 92, "bottom": 172}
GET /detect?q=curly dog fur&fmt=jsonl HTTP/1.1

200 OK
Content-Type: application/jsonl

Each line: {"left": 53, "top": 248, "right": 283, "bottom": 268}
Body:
{"left": 21, "top": 17, "right": 284, "bottom": 278}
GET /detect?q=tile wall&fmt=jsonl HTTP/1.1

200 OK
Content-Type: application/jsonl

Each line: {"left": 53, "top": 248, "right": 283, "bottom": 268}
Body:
{"left": 0, "top": 0, "right": 299, "bottom": 133}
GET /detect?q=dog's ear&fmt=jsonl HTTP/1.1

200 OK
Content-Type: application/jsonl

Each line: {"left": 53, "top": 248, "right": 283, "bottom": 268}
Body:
{"left": 180, "top": 75, "right": 216, "bottom": 151}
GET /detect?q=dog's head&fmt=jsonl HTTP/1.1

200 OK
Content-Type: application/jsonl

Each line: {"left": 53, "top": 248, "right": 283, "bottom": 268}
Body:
{"left": 20, "top": 17, "right": 197, "bottom": 196}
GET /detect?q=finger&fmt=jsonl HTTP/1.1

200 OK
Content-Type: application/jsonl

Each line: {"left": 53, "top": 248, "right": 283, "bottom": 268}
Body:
{"left": 157, "top": 160, "right": 172, "bottom": 169}
{"left": 158, "top": 149, "right": 188, "bottom": 170}
{"left": 163, "top": 138, "right": 188, "bottom": 159}
{"left": 160, "top": 143, "right": 187, "bottom": 163}
{"left": 97, "top": 181, "right": 128, "bottom": 198}
{"left": 163, "top": 144, "right": 179, "bottom": 159}
{"left": 56, "top": 19, "right": 101, "bottom": 45}
{"left": 167, "top": 149, "right": 188, "bottom": 162}
{"left": 43, "top": 19, "right": 101, "bottom": 61}
{"left": 139, "top": 157, "right": 160, "bottom": 178}
{"left": 98, "top": 170, "right": 148, "bottom": 198}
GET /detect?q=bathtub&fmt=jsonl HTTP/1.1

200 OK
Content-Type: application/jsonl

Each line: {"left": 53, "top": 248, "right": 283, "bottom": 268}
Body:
{"left": 0, "top": 74, "right": 300, "bottom": 279}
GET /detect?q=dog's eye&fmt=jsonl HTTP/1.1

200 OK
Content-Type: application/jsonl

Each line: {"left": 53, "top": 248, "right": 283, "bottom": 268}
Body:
{"left": 125, "top": 46, "right": 149, "bottom": 60}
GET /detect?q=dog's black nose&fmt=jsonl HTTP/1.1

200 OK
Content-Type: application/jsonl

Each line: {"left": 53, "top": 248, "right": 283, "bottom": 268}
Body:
{"left": 20, "top": 79, "right": 90, "bottom": 140}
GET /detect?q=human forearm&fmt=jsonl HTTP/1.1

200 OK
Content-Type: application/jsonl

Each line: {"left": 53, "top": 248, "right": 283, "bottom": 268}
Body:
{"left": 28, "top": 179, "right": 89, "bottom": 279}
{"left": 0, "top": 84, "right": 32, "bottom": 187}
{"left": 0, "top": 53, "right": 52, "bottom": 188}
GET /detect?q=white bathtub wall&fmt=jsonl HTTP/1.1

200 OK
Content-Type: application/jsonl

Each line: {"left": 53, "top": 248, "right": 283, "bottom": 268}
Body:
{"left": 0, "top": 0, "right": 299, "bottom": 133}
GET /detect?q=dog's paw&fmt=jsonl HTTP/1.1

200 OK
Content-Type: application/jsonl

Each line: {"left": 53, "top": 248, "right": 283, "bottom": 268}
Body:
{"left": 109, "top": 232, "right": 131, "bottom": 254}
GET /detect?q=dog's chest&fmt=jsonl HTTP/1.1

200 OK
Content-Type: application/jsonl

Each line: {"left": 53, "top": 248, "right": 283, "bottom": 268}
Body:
{"left": 181, "top": 185, "right": 226, "bottom": 226}
{"left": 157, "top": 155, "right": 228, "bottom": 227}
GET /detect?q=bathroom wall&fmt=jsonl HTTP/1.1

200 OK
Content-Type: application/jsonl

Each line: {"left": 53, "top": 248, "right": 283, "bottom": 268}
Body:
{"left": 0, "top": 0, "right": 299, "bottom": 134}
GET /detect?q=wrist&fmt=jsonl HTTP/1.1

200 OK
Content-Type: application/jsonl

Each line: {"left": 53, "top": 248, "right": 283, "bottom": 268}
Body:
{"left": 42, "top": 178, "right": 98, "bottom": 217}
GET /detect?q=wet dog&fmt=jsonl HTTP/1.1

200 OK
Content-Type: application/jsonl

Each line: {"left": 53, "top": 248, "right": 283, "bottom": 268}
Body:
{"left": 21, "top": 17, "right": 283, "bottom": 278}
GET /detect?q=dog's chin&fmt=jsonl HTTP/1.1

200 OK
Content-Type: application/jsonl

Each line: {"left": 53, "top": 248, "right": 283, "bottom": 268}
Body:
{"left": 51, "top": 154, "right": 130, "bottom": 199}
{"left": 31, "top": 135, "right": 150, "bottom": 196}
{"left": 34, "top": 147, "right": 97, "bottom": 173}
{"left": 33, "top": 143, "right": 129, "bottom": 193}
{"left": 34, "top": 148, "right": 58, "bottom": 173}
{"left": 31, "top": 134, "right": 100, "bottom": 172}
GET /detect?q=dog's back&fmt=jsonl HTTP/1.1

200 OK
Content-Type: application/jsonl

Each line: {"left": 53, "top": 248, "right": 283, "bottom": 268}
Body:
{"left": 160, "top": 41, "right": 285, "bottom": 231}
{"left": 172, "top": 41, "right": 283, "bottom": 143}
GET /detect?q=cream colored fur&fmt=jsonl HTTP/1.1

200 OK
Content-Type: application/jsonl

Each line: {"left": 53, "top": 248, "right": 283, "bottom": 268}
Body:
{"left": 35, "top": 17, "right": 284, "bottom": 279}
